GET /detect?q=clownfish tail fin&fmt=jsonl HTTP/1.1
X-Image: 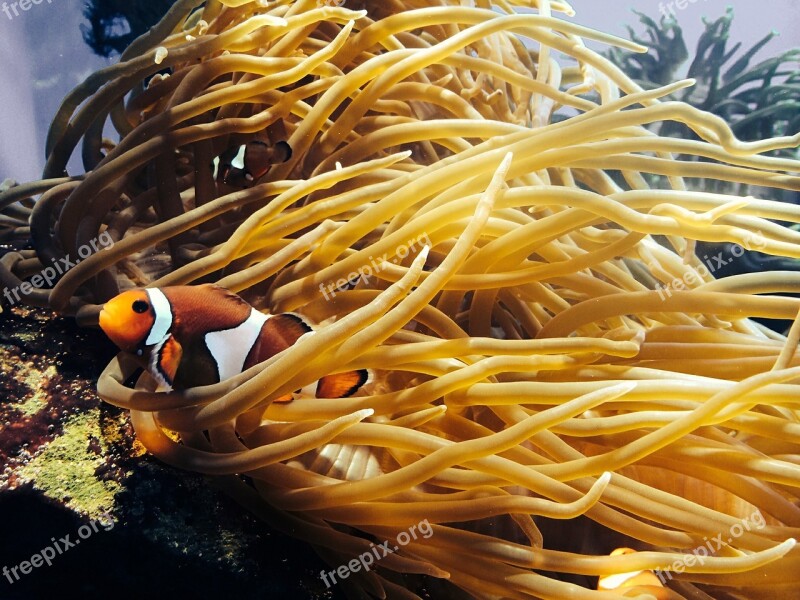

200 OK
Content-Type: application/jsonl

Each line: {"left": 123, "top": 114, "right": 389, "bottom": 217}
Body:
{"left": 316, "top": 369, "right": 370, "bottom": 399}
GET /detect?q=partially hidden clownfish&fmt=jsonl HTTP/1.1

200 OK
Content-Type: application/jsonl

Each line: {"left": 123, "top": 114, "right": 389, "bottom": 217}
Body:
{"left": 212, "top": 140, "right": 292, "bottom": 188}
{"left": 98, "top": 284, "right": 368, "bottom": 401}
{"left": 597, "top": 548, "right": 670, "bottom": 598}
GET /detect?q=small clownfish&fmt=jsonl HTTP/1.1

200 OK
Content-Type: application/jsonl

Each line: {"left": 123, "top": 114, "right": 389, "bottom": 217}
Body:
{"left": 98, "top": 284, "right": 368, "bottom": 401}
{"left": 597, "top": 548, "right": 669, "bottom": 597}
{"left": 212, "top": 140, "right": 292, "bottom": 188}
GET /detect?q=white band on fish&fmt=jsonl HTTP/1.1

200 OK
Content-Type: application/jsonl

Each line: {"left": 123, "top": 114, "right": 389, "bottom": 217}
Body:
{"left": 205, "top": 307, "right": 269, "bottom": 381}
{"left": 145, "top": 288, "right": 173, "bottom": 345}
{"left": 231, "top": 144, "right": 247, "bottom": 170}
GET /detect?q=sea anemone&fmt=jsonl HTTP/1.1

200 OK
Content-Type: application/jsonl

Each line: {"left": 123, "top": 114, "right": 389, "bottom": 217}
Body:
{"left": 2, "top": 0, "right": 800, "bottom": 598}
{"left": 607, "top": 7, "right": 800, "bottom": 165}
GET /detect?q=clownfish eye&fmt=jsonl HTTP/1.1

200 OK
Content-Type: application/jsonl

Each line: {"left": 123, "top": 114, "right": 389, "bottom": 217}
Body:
{"left": 132, "top": 300, "right": 150, "bottom": 314}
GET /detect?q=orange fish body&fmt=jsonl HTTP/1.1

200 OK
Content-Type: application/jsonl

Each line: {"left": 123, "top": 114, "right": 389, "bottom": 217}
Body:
{"left": 98, "top": 284, "right": 367, "bottom": 399}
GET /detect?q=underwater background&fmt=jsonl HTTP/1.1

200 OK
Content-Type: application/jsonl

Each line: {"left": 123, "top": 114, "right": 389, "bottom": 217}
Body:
{"left": 1, "top": 1, "right": 798, "bottom": 599}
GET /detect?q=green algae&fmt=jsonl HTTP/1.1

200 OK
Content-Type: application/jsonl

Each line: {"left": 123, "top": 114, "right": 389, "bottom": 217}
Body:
{"left": 18, "top": 409, "right": 122, "bottom": 518}
{"left": 17, "top": 365, "right": 57, "bottom": 417}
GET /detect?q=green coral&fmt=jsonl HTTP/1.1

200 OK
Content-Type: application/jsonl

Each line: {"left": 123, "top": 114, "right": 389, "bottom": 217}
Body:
{"left": 606, "top": 9, "right": 689, "bottom": 87}
{"left": 607, "top": 8, "right": 800, "bottom": 285}
{"left": 608, "top": 7, "right": 800, "bottom": 161}
{"left": 18, "top": 410, "right": 122, "bottom": 518}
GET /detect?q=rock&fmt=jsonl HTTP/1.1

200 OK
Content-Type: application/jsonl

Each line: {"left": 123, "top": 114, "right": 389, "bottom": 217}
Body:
{"left": 0, "top": 305, "right": 341, "bottom": 599}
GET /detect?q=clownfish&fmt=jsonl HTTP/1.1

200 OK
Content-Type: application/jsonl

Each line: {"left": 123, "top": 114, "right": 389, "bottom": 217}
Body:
{"left": 212, "top": 140, "right": 292, "bottom": 188}
{"left": 597, "top": 548, "right": 669, "bottom": 597}
{"left": 98, "top": 284, "right": 368, "bottom": 400}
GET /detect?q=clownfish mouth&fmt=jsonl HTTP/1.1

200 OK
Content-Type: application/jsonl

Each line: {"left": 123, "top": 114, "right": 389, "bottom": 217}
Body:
{"left": 98, "top": 305, "right": 125, "bottom": 350}
{"left": 98, "top": 306, "right": 112, "bottom": 337}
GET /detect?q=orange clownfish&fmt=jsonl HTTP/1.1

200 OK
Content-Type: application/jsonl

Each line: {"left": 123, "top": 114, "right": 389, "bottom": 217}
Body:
{"left": 212, "top": 140, "right": 292, "bottom": 188}
{"left": 98, "top": 284, "right": 368, "bottom": 400}
{"left": 597, "top": 548, "right": 669, "bottom": 597}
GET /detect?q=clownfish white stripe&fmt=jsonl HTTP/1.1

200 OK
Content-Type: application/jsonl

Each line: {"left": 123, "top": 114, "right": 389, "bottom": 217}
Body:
{"left": 230, "top": 144, "right": 247, "bottom": 170}
{"left": 205, "top": 307, "right": 269, "bottom": 381}
{"left": 145, "top": 288, "right": 173, "bottom": 346}
{"left": 599, "top": 571, "right": 644, "bottom": 590}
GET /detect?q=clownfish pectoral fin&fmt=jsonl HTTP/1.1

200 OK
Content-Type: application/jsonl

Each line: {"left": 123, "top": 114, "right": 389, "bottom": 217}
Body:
{"left": 316, "top": 369, "right": 370, "bottom": 399}
{"left": 150, "top": 334, "right": 183, "bottom": 389}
